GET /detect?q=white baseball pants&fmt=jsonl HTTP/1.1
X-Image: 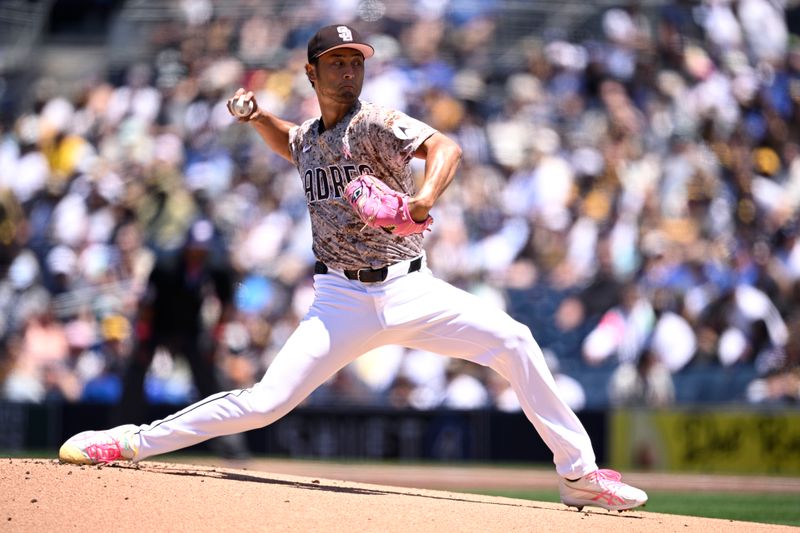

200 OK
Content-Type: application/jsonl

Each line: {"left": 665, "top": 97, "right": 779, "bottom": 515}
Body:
{"left": 132, "top": 261, "right": 598, "bottom": 478}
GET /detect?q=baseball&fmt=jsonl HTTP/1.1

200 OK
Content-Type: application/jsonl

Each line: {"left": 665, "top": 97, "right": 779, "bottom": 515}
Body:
{"left": 231, "top": 95, "right": 254, "bottom": 118}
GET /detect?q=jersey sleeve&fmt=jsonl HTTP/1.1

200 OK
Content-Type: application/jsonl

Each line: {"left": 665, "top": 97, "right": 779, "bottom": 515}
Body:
{"left": 287, "top": 124, "right": 302, "bottom": 165}
{"left": 366, "top": 107, "right": 437, "bottom": 168}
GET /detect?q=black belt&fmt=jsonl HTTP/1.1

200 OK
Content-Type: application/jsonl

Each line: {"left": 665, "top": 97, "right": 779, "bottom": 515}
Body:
{"left": 314, "top": 257, "right": 423, "bottom": 283}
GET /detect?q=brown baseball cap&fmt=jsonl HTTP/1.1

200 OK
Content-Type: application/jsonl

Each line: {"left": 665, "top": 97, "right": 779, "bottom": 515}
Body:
{"left": 307, "top": 24, "right": 374, "bottom": 63}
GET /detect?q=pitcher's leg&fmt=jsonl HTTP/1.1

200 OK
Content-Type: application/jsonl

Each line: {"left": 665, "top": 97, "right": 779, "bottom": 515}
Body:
{"left": 481, "top": 321, "right": 597, "bottom": 478}
{"left": 392, "top": 273, "right": 597, "bottom": 478}
{"left": 98, "top": 275, "right": 382, "bottom": 461}
{"left": 134, "top": 313, "right": 377, "bottom": 458}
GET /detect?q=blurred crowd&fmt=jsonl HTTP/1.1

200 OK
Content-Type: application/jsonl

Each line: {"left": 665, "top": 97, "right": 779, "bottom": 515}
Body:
{"left": 1, "top": 0, "right": 799, "bottom": 412}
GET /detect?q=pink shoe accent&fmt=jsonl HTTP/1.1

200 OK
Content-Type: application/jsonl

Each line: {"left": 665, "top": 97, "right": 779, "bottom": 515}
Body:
{"left": 559, "top": 467, "right": 647, "bottom": 511}
{"left": 590, "top": 488, "right": 627, "bottom": 507}
{"left": 84, "top": 439, "right": 124, "bottom": 464}
{"left": 590, "top": 469, "right": 622, "bottom": 482}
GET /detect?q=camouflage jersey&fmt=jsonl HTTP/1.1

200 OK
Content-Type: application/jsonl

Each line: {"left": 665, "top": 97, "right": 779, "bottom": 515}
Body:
{"left": 288, "top": 100, "right": 437, "bottom": 271}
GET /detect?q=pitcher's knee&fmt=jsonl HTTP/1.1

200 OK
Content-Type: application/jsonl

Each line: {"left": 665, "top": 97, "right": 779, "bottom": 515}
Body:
{"left": 489, "top": 323, "right": 544, "bottom": 370}
{"left": 245, "top": 383, "right": 303, "bottom": 425}
{"left": 503, "top": 323, "right": 539, "bottom": 353}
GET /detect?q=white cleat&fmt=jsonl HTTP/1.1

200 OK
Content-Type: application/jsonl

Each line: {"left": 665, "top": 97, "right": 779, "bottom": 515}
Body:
{"left": 560, "top": 469, "right": 648, "bottom": 512}
{"left": 59, "top": 424, "right": 140, "bottom": 465}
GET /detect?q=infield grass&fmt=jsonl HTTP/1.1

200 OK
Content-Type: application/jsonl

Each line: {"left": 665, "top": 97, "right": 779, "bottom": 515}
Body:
{"left": 467, "top": 489, "right": 800, "bottom": 527}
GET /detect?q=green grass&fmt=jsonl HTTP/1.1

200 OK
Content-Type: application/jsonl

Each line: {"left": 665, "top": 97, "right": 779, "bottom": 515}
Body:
{"left": 466, "top": 489, "right": 800, "bottom": 527}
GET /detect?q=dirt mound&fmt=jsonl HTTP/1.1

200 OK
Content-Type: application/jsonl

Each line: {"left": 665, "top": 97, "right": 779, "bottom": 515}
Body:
{"left": 0, "top": 458, "right": 793, "bottom": 532}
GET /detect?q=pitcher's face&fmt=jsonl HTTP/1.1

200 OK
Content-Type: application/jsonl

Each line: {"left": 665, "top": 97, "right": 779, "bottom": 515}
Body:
{"left": 308, "top": 48, "right": 365, "bottom": 105}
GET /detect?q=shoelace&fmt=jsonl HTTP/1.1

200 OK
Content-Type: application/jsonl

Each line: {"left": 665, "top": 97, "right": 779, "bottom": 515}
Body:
{"left": 593, "top": 469, "right": 622, "bottom": 482}
{"left": 85, "top": 437, "right": 123, "bottom": 464}
{"left": 583, "top": 469, "right": 628, "bottom": 506}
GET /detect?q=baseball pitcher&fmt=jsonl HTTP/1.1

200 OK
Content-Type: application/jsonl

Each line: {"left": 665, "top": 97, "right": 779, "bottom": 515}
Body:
{"left": 60, "top": 24, "right": 647, "bottom": 512}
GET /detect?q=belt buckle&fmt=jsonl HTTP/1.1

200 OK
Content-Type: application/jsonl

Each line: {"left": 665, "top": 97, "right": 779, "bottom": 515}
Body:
{"left": 356, "top": 266, "right": 387, "bottom": 282}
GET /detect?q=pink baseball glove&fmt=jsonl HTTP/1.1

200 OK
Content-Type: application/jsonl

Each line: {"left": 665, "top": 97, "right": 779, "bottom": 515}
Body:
{"left": 344, "top": 175, "right": 433, "bottom": 237}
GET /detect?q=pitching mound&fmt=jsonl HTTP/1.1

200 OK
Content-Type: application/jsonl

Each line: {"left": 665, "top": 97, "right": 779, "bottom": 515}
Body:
{"left": 0, "top": 458, "right": 793, "bottom": 532}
